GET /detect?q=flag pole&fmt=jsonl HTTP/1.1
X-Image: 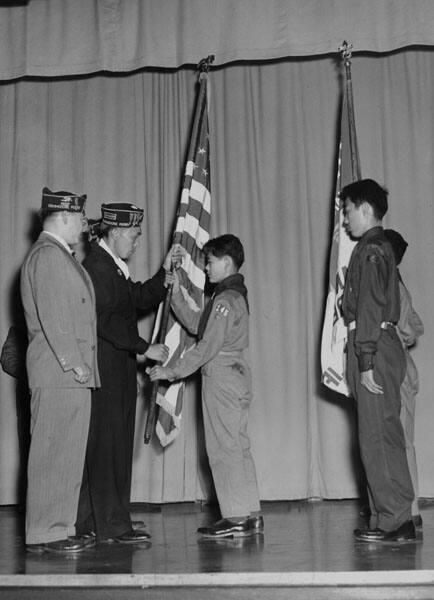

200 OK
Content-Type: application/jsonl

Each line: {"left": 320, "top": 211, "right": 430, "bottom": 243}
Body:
{"left": 144, "top": 55, "right": 214, "bottom": 445}
{"left": 339, "top": 41, "right": 361, "bottom": 180}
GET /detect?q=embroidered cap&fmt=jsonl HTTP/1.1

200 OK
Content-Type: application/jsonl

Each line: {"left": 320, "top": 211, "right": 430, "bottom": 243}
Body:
{"left": 101, "top": 203, "right": 144, "bottom": 227}
{"left": 41, "top": 187, "right": 86, "bottom": 213}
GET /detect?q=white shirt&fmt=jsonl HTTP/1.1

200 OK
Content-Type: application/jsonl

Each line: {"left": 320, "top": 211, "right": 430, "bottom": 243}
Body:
{"left": 98, "top": 238, "right": 130, "bottom": 279}
{"left": 43, "top": 230, "right": 73, "bottom": 254}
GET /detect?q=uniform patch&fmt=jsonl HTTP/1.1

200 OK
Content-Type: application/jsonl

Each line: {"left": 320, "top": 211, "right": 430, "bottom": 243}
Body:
{"left": 215, "top": 303, "right": 230, "bottom": 317}
{"left": 368, "top": 254, "right": 379, "bottom": 263}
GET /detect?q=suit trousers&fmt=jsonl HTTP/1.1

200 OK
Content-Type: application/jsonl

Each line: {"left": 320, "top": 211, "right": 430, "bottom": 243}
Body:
{"left": 201, "top": 357, "right": 260, "bottom": 519}
{"left": 347, "top": 328, "right": 414, "bottom": 532}
{"left": 76, "top": 380, "right": 137, "bottom": 540}
{"left": 26, "top": 387, "right": 90, "bottom": 544}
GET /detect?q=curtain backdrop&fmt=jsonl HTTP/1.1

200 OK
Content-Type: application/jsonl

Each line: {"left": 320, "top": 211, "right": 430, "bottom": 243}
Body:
{"left": 1, "top": 48, "right": 434, "bottom": 504}
{"left": 1, "top": 0, "right": 434, "bottom": 77}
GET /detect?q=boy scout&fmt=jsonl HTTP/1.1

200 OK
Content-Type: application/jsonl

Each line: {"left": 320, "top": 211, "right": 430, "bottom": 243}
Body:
{"left": 148, "top": 234, "right": 262, "bottom": 538}
{"left": 341, "top": 179, "right": 414, "bottom": 543}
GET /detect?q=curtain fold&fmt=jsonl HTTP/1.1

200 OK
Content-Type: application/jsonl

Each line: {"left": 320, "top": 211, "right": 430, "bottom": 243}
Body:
{"left": 1, "top": 1, "right": 434, "bottom": 78}
{"left": 0, "top": 49, "right": 433, "bottom": 504}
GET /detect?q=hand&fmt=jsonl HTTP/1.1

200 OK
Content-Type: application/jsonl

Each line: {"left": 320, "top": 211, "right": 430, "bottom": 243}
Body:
{"left": 164, "top": 269, "right": 180, "bottom": 293}
{"left": 163, "top": 244, "right": 185, "bottom": 271}
{"left": 73, "top": 364, "right": 91, "bottom": 384}
{"left": 146, "top": 365, "right": 170, "bottom": 382}
{"left": 145, "top": 343, "right": 169, "bottom": 363}
{"left": 360, "top": 369, "right": 383, "bottom": 394}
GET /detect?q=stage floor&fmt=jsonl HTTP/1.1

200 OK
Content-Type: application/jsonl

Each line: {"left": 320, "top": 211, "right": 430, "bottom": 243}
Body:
{"left": 0, "top": 498, "right": 432, "bottom": 576}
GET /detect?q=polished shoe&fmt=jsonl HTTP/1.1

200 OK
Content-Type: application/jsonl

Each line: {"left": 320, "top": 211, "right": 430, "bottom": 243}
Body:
{"left": 114, "top": 529, "right": 151, "bottom": 544}
{"left": 248, "top": 515, "right": 264, "bottom": 533}
{"left": 70, "top": 532, "right": 96, "bottom": 547}
{"left": 132, "top": 520, "right": 146, "bottom": 530}
{"left": 354, "top": 520, "right": 416, "bottom": 543}
{"left": 26, "top": 537, "right": 87, "bottom": 554}
{"left": 412, "top": 514, "right": 423, "bottom": 529}
{"left": 197, "top": 518, "right": 253, "bottom": 538}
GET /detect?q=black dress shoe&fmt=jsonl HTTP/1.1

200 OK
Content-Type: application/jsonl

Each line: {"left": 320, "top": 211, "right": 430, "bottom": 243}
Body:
{"left": 26, "top": 538, "right": 87, "bottom": 554}
{"left": 132, "top": 520, "right": 146, "bottom": 530}
{"left": 248, "top": 515, "right": 264, "bottom": 533}
{"left": 70, "top": 532, "right": 96, "bottom": 547}
{"left": 354, "top": 520, "right": 416, "bottom": 542}
{"left": 197, "top": 518, "right": 253, "bottom": 538}
{"left": 114, "top": 529, "right": 151, "bottom": 544}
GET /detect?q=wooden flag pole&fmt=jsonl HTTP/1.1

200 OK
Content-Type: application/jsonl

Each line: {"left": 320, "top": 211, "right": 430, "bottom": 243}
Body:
{"left": 339, "top": 41, "right": 361, "bottom": 181}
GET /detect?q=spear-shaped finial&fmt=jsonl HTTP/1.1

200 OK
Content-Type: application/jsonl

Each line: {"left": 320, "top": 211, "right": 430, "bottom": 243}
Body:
{"left": 197, "top": 55, "right": 215, "bottom": 73}
{"left": 338, "top": 41, "right": 353, "bottom": 65}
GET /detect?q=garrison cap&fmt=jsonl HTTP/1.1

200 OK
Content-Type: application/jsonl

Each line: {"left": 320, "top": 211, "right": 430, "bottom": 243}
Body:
{"left": 41, "top": 187, "right": 86, "bottom": 212}
{"left": 101, "top": 203, "right": 144, "bottom": 227}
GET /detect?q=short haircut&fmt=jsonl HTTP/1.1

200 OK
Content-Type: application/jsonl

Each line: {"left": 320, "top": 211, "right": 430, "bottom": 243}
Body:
{"left": 340, "top": 178, "right": 388, "bottom": 220}
{"left": 203, "top": 234, "right": 245, "bottom": 269}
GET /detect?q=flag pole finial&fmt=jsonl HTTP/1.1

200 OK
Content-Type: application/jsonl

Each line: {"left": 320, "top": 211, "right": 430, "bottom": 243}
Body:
{"left": 197, "top": 55, "right": 215, "bottom": 73}
{"left": 338, "top": 41, "right": 353, "bottom": 65}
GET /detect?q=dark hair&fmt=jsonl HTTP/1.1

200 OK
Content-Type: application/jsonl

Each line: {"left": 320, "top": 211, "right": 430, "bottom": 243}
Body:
{"left": 340, "top": 178, "right": 388, "bottom": 220}
{"left": 384, "top": 229, "right": 408, "bottom": 266}
{"left": 87, "top": 219, "right": 113, "bottom": 240}
{"left": 203, "top": 234, "right": 245, "bottom": 269}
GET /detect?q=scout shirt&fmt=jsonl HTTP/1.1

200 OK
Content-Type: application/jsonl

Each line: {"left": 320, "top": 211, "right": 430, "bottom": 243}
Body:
{"left": 342, "top": 226, "right": 401, "bottom": 372}
{"left": 164, "top": 273, "right": 249, "bottom": 381}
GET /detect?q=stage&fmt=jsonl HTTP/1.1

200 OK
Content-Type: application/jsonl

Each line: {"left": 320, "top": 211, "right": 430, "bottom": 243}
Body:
{"left": 0, "top": 499, "right": 433, "bottom": 599}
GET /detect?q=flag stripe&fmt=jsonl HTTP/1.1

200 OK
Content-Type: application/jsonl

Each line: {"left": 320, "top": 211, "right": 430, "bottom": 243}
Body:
{"left": 152, "top": 73, "right": 211, "bottom": 447}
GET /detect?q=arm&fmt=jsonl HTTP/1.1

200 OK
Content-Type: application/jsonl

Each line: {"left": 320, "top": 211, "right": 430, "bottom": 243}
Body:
{"left": 129, "top": 267, "right": 166, "bottom": 311}
{"left": 398, "top": 282, "right": 424, "bottom": 347}
{"left": 149, "top": 296, "right": 234, "bottom": 381}
{"left": 354, "top": 246, "right": 389, "bottom": 373}
{"left": 170, "top": 286, "right": 203, "bottom": 335}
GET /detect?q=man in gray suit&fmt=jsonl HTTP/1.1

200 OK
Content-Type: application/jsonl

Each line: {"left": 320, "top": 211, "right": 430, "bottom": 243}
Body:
{"left": 20, "top": 188, "right": 100, "bottom": 554}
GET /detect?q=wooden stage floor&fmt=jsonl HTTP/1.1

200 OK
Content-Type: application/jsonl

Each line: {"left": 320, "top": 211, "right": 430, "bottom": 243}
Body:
{"left": 1, "top": 499, "right": 434, "bottom": 599}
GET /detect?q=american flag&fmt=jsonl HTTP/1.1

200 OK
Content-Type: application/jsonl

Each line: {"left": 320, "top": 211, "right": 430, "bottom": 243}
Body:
{"left": 321, "top": 50, "right": 360, "bottom": 396}
{"left": 153, "top": 72, "right": 211, "bottom": 446}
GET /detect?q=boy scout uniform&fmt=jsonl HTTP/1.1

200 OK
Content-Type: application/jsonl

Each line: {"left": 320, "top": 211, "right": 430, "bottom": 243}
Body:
{"left": 342, "top": 226, "right": 413, "bottom": 532}
{"left": 164, "top": 273, "right": 260, "bottom": 519}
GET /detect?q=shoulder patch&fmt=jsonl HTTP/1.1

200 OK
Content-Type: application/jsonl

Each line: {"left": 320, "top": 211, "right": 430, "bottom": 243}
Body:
{"left": 215, "top": 302, "right": 230, "bottom": 318}
{"left": 367, "top": 254, "right": 379, "bottom": 264}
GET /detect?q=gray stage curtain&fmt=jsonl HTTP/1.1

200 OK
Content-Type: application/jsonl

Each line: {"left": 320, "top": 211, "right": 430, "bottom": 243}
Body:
{"left": 0, "top": 48, "right": 433, "bottom": 504}
{"left": 1, "top": 0, "right": 434, "bottom": 77}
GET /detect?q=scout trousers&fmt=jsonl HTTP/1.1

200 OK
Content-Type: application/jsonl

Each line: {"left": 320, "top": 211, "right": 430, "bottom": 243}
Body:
{"left": 347, "top": 328, "right": 414, "bottom": 532}
{"left": 201, "top": 356, "right": 260, "bottom": 519}
{"left": 400, "top": 351, "right": 420, "bottom": 517}
{"left": 26, "top": 387, "right": 90, "bottom": 544}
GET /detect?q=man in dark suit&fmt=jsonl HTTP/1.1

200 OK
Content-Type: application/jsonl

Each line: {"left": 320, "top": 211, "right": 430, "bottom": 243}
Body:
{"left": 76, "top": 203, "right": 173, "bottom": 544}
{"left": 20, "top": 188, "right": 100, "bottom": 554}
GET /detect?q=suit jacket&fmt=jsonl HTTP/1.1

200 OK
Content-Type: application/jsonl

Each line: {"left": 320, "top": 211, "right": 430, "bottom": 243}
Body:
{"left": 20, "top": 232, "right": 100, "bottom": 389}
{"left": 82, "top": 241, "right": 166, "bottom": 397}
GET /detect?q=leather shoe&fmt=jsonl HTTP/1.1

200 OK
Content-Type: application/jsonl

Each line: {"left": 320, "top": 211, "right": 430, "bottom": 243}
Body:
{"left": 132, "top": 520, "right": 146, "bottom": 530}
{"left": 197, "top": 518, "right": 253, "bottom": 538}
{"left": 354, "top": 520, "right": 416, "bottom": 542}
{"left": 114, "top": 529, "right": 151, "bottom": 544}
{"left": 69, "top": 532, "right": 96, "bottom": 547}
{"left": 26, "top": 537, "right": 87, "bottom": 554}
{"left": 248, "top": 515, "right": 264, "bottom": 533}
